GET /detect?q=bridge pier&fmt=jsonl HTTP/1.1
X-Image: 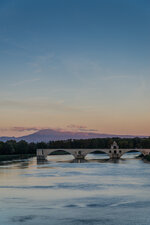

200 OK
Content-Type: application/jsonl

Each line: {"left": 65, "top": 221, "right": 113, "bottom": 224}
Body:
{"left": 37, "top": 149, "right": 47, "bottom": 161}
{"left": 109, "top": 141, "right": 122, "bottom": 159}
{"left": 37, "top": 155, "right": 47, "bottom": 161}
{"left": 110, "top": 153, "right": 120, "bottom": 159}
{"left": 75, "top": 150, "right": 85, "bottom": 160}
{"left": 75, "top": 155, "right": 85, "bottom": 160}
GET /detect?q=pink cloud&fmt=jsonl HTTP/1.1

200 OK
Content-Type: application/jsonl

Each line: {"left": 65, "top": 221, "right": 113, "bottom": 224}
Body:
{"left": 12, "top": 127, "right": 39, "bottom": 132}
{"left": 67, "top": 124, "right": 87, "bottom": 129}
{"left": 67, "top": 124, "right": 99, "bottom": 132}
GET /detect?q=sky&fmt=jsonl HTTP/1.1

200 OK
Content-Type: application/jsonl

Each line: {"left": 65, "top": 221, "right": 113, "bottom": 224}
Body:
{"left": 0, "top": 0, "right": 150, "bottom": 137}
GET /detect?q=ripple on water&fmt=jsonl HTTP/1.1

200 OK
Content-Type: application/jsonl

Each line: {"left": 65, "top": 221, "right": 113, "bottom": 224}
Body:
{"left": 0, "top": 155, "right": 150, "bottom": 225}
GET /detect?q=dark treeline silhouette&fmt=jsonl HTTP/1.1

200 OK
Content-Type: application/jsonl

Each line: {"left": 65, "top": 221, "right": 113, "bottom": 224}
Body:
{"left": 0, "top": 137, "right": 150, "bottom": 155}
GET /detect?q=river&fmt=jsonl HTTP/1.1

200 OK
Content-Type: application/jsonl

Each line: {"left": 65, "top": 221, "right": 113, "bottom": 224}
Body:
{"left": 0, "top": 153, "right": 150, "bottom": 225}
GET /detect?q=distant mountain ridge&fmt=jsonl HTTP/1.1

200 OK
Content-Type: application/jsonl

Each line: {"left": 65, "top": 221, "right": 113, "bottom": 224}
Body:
{"left": 0, "top": 129, "right": 147, "bottom": 143}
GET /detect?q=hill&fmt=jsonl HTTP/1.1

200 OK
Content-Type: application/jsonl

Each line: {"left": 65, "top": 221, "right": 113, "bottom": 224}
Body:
{"left": 0, "top": 129, "right": 146, "bottom": 143}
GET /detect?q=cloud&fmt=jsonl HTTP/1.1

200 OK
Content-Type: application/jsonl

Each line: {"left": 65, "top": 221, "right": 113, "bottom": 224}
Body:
{"left": 79, "top": 128, "right": 98, "bottom": 132}
{"left": 67, "top": 124, "right": 87, "bottom": 129}
{"left": 10, "top": 78, "right": 40, "bottom": 87}
{"left": 11, "top": 125, "right": 99, "bottom": 133}
{"left": 0, "top": 99, "right": 85, "bottom": 113}
{"left": 101, "top": 75, "right": 131, "bottom": 81}
{"left": 0, "top": 126, "right": 99, "bottom": 135}
{"left": 0, "top": 128, "right": 9, "bottom": 132}
{"left": 0, "top": 127, "right": 40, "bottom": 133}
{"left": 67, "top": 124, "right": 99, "bottom": 132}
{"left": 12, "top": 127, "right": 39, "bottom": 132}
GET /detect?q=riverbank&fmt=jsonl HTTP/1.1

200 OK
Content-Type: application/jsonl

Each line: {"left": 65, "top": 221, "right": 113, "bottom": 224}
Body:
{"left": 144, "top": 155, "right": 150, "bottom": 161}
{"left": 0, "top": 154, "right": 35, "bottom": 162}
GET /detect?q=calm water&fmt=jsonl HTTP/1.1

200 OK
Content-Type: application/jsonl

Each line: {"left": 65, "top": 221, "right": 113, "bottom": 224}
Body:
{"left": 0, "top": 153, "right": 150, "bottom": 225}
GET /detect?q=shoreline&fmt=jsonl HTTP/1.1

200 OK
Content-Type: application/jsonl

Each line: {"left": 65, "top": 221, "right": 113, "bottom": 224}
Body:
{"left": 0, "top": 154, "right": 35, "bottom": 162}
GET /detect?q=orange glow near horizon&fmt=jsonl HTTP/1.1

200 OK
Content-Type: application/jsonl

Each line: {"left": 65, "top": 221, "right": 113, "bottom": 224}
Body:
{"left": 0, "top": 108, "right": 150, "bottom": 137}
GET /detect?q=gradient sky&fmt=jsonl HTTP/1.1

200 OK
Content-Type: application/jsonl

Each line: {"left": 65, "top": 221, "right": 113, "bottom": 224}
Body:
{"left": 0, "top": 0, "right": 150, "bottom": 137}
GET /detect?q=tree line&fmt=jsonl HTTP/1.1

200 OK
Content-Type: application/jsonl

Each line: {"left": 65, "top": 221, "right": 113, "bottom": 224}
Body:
{"left": 0, "top": 137, "right": 150, "bottom": 155}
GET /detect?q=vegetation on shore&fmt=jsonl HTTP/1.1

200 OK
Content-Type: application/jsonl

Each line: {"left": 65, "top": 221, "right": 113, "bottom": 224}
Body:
{"left": 0, "top": 154, "right": 35, "bottom": 162}
{"left": 0, "top": 137, "right": 150, "bottom": 157}
{"left": 144, "top": 155, "right": 150, "bottom": 161}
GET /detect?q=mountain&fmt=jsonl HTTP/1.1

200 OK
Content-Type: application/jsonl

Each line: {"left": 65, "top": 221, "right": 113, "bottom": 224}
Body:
{"left": 0, "top": 129, "right": 147, "bottom": 143}
{"left": 0, "top": 136, "right": 16, "bottom": 142}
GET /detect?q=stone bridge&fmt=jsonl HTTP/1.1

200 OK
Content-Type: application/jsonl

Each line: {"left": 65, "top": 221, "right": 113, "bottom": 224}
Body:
{"left": 37, "top": 141, "right": 150, "bottom": 161}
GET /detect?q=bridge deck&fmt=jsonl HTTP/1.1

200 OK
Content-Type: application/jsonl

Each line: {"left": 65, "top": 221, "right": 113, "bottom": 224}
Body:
{"left": 37, "top": 148, "right": 150, "bottom": 160}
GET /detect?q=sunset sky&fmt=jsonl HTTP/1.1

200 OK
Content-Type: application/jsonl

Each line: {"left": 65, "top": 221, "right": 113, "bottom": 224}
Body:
{"left": 0, "top": 0, "right": 150, "bottom": 137}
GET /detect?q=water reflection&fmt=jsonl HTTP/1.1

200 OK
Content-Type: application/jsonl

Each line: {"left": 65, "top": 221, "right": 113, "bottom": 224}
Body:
{"left": 44, "top": 152, "right": 142, "bottom": 164}
{"left": 0, "top": 153, "right": 150, "bottom": 225}
{"left": 72, "top": 159, "right": 87, "bottom": 163}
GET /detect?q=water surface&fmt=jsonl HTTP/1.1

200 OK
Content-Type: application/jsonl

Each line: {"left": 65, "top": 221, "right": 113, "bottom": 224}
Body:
{"left": 0, "top": 153, "right": 150, "bottom": 225}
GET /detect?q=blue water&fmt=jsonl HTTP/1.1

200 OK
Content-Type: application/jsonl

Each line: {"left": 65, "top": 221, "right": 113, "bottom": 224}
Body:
{"left": 0, "top": 153, "right": 150, "bottom": 225}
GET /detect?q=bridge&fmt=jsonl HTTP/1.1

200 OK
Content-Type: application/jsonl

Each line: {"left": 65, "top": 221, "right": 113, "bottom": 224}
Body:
{"left": 37, "top": 141, "right": 150, "bottom": 161}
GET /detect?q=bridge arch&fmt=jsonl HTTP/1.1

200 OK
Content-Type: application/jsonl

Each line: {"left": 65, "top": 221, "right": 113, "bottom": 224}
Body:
{"left": 120, "top": 149, "right": 143, "bottom": 158}
{"left": 84, "top": 149, "right": 110, "bottom": 159}
{"left": 45, "top": 149, "right": 75, "bottom": 159}
{"left": 37, "top": 146, "right": 150, "bottom": 161}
